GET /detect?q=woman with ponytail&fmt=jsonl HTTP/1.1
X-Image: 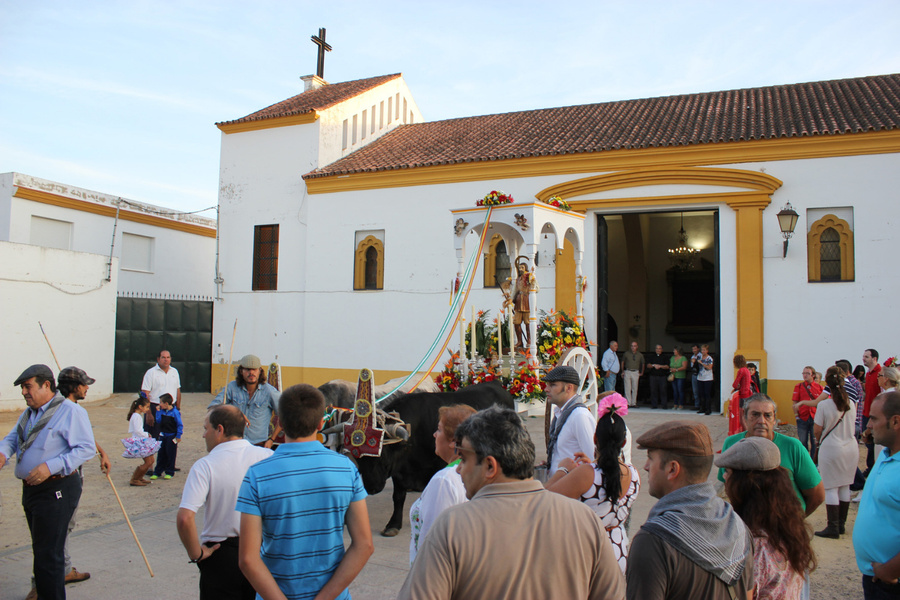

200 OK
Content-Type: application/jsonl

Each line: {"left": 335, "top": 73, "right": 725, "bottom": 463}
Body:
{"left": 545, "top": 392, "right": 640, "bottom": 573}
{"left": 121, "top": 395, "right": 161, "bottom": 486}
{"left": 812, "top": 365, "right": 858, "bottom": 538}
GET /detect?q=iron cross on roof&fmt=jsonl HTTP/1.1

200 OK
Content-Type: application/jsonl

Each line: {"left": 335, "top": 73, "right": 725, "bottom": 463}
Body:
{"left": 310, "top": 27, "right": 332, "bottom": 79}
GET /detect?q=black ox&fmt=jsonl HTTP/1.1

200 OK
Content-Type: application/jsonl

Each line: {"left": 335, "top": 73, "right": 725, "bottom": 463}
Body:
{"left": 323, "top": 381, "right": 513, "bottom": 536}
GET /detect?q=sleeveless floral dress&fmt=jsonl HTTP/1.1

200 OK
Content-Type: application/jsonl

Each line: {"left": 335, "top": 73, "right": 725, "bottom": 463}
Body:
{"left": 579, "top": 462, "right": 641, "bottom": 573}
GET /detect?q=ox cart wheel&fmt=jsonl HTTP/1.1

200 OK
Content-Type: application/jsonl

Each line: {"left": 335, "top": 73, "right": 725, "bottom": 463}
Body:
{"left": 544, "top": 347, "right": 600, "bottom": 450}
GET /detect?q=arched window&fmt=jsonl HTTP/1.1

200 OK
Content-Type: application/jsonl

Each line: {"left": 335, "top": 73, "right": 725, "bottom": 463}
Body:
{"left": 807, "top": 214, "right": 854, "bottom": 282}
{"left": 483, "top": 235, "right": 511, "bottom": 287}
{"left": 819, "top": 227, "right": 841, "bottom": 281}
{"left": 365, "top": 246, "right": 379, "bottom": 289}
{"left": 354, "top": 235, "right": 384, "bottom": 290}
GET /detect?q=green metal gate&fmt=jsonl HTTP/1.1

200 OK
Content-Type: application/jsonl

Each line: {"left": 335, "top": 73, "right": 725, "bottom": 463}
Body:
{"left": 114, "top": 297, "right": 213, "bottom": 393}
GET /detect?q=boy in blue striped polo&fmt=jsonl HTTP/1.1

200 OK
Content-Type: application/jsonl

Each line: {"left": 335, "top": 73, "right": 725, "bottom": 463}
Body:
{"left": 237, "top": 384, "right": 373, "bottom": 599}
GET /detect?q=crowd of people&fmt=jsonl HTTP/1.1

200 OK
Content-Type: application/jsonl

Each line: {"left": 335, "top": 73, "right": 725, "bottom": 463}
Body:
{"left": 1, "top": 346, "right": 898, "bottom": 600}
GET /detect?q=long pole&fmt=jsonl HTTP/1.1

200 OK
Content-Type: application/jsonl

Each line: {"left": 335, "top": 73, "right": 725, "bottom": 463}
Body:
{"left": 106, "top": 472, "right": 154, "bottom": 577}
{"left": 38, "top": 322, "right": 62, "bottom": 371}
{"left": 224, "top": 319, "right": 237, "bottom": 402}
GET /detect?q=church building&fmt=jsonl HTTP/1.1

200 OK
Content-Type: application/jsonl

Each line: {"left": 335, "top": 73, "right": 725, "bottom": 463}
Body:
{"left": 212, "top": 70, "right": 900, "bottom": 415}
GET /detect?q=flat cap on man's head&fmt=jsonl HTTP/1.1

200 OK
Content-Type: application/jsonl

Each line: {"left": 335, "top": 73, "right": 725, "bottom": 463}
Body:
{"left": 544, "top": 365, "right": 581, "bottom": 385}
{"left": 636, "top": 420, "right": 713, "bottom": 456}
{"left": 58, "top": 366, "right": 96, "bottom": 386}
{"left": 715, "top": 436, "right": 781, "bottom": 471}
{"left": 14, "top": 364, "right": 55, "bottom": 386}
{"left": 239, "top": 354, "right": 262, "bottom": 369}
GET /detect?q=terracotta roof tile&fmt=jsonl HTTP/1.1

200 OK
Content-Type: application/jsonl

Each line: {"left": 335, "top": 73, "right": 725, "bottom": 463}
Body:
{"left": 216, "top": 73, "right": 402, "bottom": 126}
{"left": 304, "top": 73, "right": 900, "bottom": 179}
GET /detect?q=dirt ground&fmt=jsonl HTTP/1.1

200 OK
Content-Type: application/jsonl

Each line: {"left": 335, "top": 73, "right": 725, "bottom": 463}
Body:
{"left": 0, "top": 393, "right": 864, "bottom": 599}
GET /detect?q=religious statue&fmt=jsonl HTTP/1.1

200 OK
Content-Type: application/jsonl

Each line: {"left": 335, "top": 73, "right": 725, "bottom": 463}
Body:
{"left": 502, "top": 256, "right": 539, "bottom": 354}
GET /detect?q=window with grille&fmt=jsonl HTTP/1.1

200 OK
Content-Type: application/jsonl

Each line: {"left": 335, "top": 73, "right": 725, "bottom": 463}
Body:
{"left": 252, "top": 224, "right": 279, "bottom": 291}
{"left": 354, "top": 233, "right": 384, "bottom": 290}
{"left": 819, "top": 227, "right": 841, "bottom": 281}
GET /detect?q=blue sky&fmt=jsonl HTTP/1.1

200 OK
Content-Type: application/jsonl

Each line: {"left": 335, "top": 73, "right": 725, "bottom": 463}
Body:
{"left": 2, "top": 0, "right": 899, "bottom": 214}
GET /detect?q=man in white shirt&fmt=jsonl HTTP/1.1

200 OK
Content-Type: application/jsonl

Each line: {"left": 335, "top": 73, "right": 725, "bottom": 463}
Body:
{"left": 141, "top": 349, "right": 182, "bottom": 438}
{"left": 601, "top": 341, "right": 620, "bottom": 392}
{"left": 544, "top": 366, "right": 595, "bottom": 474}
{"left": 176, "top": 405, "right": 272, "bottom": 600}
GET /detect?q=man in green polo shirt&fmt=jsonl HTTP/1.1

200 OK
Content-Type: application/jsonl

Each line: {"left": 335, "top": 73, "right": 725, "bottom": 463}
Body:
{"left": 718, "top": 394, "right": 824, "bottom": 516}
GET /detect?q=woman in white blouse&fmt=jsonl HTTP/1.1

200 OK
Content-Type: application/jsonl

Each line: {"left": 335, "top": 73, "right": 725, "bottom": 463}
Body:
{"left": 408, "top": 404, "right": 476, "bottom": 563}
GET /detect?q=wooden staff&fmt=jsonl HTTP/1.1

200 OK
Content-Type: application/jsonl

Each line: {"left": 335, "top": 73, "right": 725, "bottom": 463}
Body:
{"left": 223, "top": 319, "right": 237, "bottom": 402}
{"left": 38, "top": 321, "right": 62, "bottom": 370}
{"left": 106, "top": 471, "right": 154, "bottom": 577}
{"left": 39, "top": 322, "right": 153, "bottom": 575}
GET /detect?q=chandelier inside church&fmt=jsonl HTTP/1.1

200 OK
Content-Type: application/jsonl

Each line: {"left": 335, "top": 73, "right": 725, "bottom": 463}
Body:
{"left": 667, "top": 213, "right": 699, "bottom": 271}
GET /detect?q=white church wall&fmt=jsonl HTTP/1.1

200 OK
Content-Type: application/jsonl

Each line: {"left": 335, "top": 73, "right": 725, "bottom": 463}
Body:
{"left": 0, "top": 172, "right": 13, "bottom": 239}
{"left": 754, "top": 152, "right": 900, "bottom": 387}
{"left": 317, "top": 78, "right": 424, "bottom": 167}
{"left": 0, "top": 241, "right": 116, "bottom": 411}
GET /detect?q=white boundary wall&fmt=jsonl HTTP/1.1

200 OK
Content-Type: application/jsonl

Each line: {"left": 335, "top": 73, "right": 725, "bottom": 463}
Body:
{"left": 0, "top": 242, "right": 117, "bottom": 411}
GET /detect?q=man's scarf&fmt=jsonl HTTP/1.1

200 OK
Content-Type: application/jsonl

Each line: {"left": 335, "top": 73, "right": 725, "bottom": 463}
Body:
{"left": 546, "top": 395, "right": 586, "bottom": 468}
{"left": 15, "top": 393, "right": 66, "bottom": 459}
{"left": 641, "top": 482, "right": 751, "bottom": 586}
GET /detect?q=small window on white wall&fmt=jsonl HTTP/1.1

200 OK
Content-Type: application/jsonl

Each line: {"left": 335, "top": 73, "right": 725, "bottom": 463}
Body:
{"left": 121, "top": 233, "right": 154, "bottom": 272}
{"left": 30, "top": 216, "right": 73, "bottom": 250}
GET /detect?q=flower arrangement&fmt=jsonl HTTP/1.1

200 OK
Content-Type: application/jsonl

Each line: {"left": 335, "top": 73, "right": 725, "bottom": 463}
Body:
{"left": 884, "top": 356, "right": 898, "bottom": 368}
{"left": 544, "top": 195, "right": 571, "bottom": 211}
{"left": 506, "top": 356, "right": 546, "bottom": 403}
{"left": 465, "top": 310, "right": 497, "bottom": 357}
{"left": 477, "top": 190, "right": 514, "bottom": 207}
{"left": 435, "top": 352, "right": 464, "bottom": 392}
{"left": 536, "top": 309, "right": 590, "bottom": 366}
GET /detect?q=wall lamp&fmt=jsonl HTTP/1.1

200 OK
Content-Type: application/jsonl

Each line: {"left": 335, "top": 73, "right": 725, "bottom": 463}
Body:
{"left": 776, "top": 201, "right": 799, "bottom": 258}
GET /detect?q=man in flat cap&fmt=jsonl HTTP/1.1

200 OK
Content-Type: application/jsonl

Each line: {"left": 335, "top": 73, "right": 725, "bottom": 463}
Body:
{"left": 627, "top": 420, "right": 754, "bottom": 600}
{"left": 718, "top": 393, "right": 824, "bottom": 517}
{"left": 47, "top": 367, "right": 108, "bottom": 592}
{"left": 543, "top": 365, "right": 595, "bottom": 475}
{"left": 0, "top": 365, "right": 96, "bottom": 600}
{"left": 209, "top": 354, "right": 281, "bottom": 448}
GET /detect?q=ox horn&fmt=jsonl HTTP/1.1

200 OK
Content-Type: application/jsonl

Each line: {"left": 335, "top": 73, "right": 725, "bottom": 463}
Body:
{"left": 383, "top": 422, "right": 410, "bottom": 441}
{"left": 320, "top": 423, "right": 345, "bottom": 436}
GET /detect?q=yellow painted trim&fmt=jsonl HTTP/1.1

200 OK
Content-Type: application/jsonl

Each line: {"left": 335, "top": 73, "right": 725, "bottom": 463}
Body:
{"left": 555, "top": 239, "right": 576, "bottom": 314}
{"left": 766, "top": 379, "right": 799, "bottom": 422}
{"left": 536, "top": 167, "right": 783, "bottom": 201}
{"left": 14, "top": 187, "right": 216, "bottom": 238}
{"left": 354, "top": 235, "right": 384, "bottom": 290}
{"left": 209, "top": 364, "right": 435, "bottom": 393}
{"left": 807, "top": 214, "right": 855, "bottom": 282}
{"left": 304, "top": 129, "right": 900, "bottom": 194}
{"left": 217, "top": 111, "right": 319, "bottom": 134}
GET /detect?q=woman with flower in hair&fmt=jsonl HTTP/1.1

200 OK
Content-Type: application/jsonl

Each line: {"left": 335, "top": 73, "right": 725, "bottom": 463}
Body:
{"left": 545, "top": 392, "right": 640, "bottom": 573}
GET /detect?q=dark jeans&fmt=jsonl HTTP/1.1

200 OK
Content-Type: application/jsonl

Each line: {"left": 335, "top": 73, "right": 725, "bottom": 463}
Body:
{"left": 154, "top": 435, "right": 178, "bottom": 476}
{"left": 650, "top": 376, "right": 668, "bottom": 408}
{"left": 699, "top": 380, "right": 714, "bottom": 413}
{"left": 797, "top": 417, "right": 817, "bottom": 457}
{"left": 863, "top": 415, "right": 876, "bottom": 470}
{"left": 863, "top": 575, "right": 900, "bottom": 599}
{"left": 145, "top": 402, "right": 160, "bottom": 439}
{"left": 691, "top": 374, "right": 700, "bottom": 407}
{"left": 198, "top": 537, "right": 257, "bottom": 600}
{"left": 23, "top": 472, "right": 82, "bottom": 600}
{"left": 672, "top": 378, "right": 684, "bottom": 405}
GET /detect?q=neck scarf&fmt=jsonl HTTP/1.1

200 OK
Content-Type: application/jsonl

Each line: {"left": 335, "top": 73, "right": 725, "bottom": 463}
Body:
{"left": 641, "top": 482, "right": 751, "bottom": 586}
{"left": 546, "top": 395, "right": 586, "bottom": 468}
{"left": 16, "top": 393, "right": 65, "bottom": 459}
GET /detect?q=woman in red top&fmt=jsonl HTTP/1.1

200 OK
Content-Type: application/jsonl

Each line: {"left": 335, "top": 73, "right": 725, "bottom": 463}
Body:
{"left": 729, "top": 355, "right": 752, "bottom": 435}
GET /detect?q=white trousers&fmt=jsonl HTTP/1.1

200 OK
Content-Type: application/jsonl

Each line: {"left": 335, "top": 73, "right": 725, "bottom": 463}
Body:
{"left": 624, "top": 370, "right": 640, "bottom": 406}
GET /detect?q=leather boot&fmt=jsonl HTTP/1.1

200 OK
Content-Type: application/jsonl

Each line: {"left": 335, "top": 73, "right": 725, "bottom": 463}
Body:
{"left": 838, "top": 501, "right": 850, "bottom": 534}
{"left": 130, "top": 465, "right": 149, "bottom": 486}
{"left": 815, "top": 504, "right": 841, "bottom": 538}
